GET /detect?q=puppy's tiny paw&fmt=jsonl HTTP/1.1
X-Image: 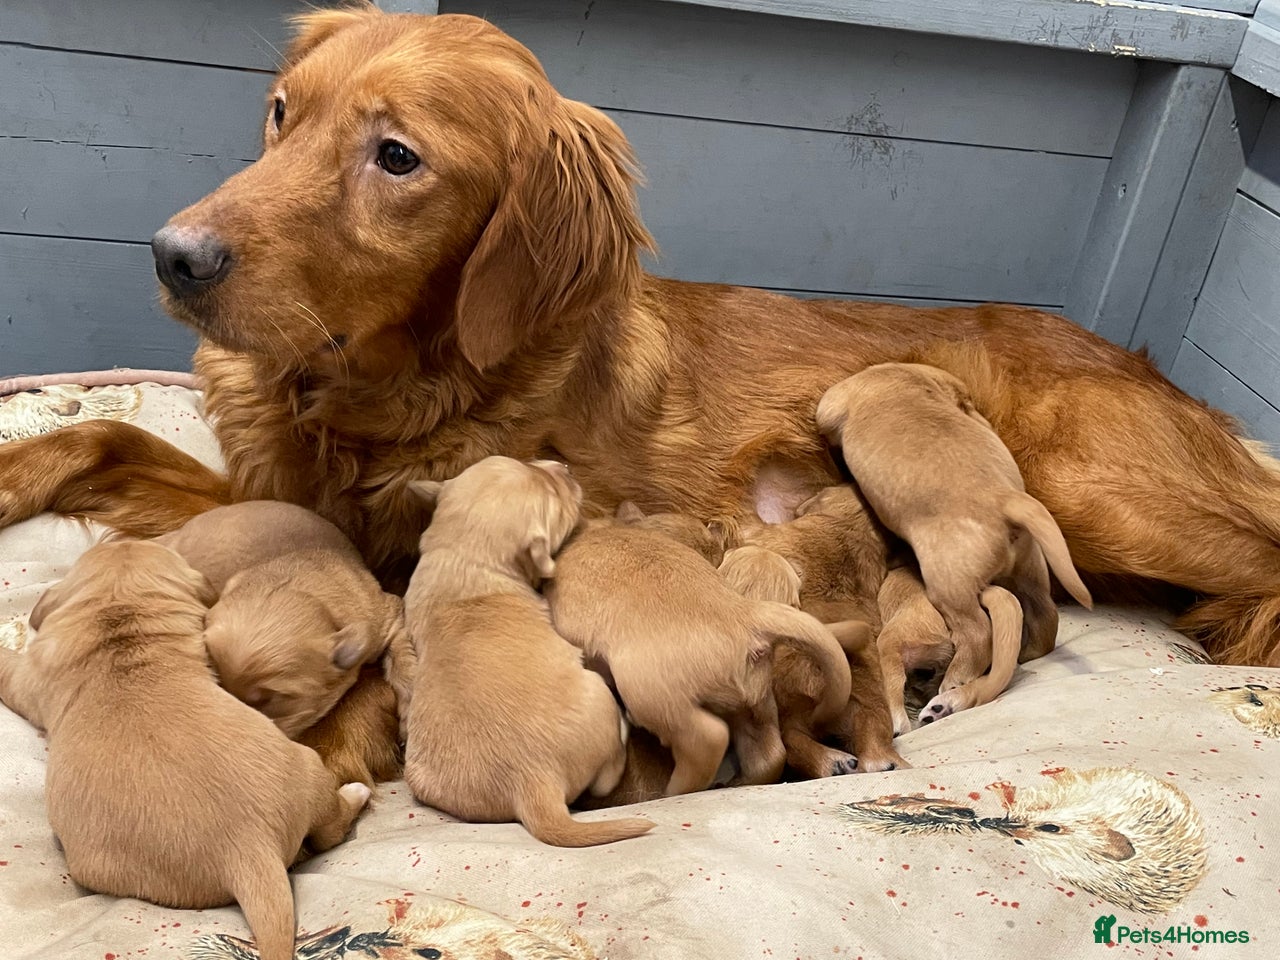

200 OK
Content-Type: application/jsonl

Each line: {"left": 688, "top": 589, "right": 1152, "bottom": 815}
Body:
{"left": 829, "top": 754, "right": 859, "bottom": 777}
{"left": 339, "top": 781, "right": 373, "bottom": 810}
{"left": 918, "top": 696, "right": 955, "bottom": 724}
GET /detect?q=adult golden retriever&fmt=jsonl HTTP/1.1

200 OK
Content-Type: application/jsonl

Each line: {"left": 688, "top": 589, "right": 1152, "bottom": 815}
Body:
{"left": 2, "top": 2, "right": 1279, "bottom": 674}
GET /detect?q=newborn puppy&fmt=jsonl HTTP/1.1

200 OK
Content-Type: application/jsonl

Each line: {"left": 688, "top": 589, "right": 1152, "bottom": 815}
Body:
{"left": 0, "top": 541, "right": 370, "bottom": 960}
{"left": 547, "top": 504, "right": 852, "bottom": 795}
{"left": 402, "top": 456, "right": 653, "bottom": 847}
{"left": 816, "top": 363, "right": 1092, "bottom": 692}
{"left": 738, "top": 485, "right": 906, "bottom": 774}
{"left": 160, "top": 501, "right": 403, "bottom": 738}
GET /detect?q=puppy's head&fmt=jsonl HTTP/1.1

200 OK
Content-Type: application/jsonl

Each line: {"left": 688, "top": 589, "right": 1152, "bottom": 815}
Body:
{"left": 153, "top": 6, "right": 652, "bottom": 376}
{"left": 203, "top": 580, "right": 384, "bottom": 737}
{"left": 615, "top": 501, "right": 730, "bottom": 566}
{"left": 411, "top": 456, "right": 583, "bottom": 582}
{"left": 29, "top": 540, "right": 216, "bottom": 635}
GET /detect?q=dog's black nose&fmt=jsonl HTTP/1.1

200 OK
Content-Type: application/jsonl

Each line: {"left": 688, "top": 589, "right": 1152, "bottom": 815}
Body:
{"left": 151, "top": 225, "right": 231, "bottom": 295}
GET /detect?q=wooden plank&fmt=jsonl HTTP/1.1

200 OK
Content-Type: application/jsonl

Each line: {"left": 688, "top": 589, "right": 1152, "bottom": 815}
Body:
{"left": 442, "top": 0, "right": 1133, "bottom": 156}
{"left": 0, "top": 46, "right": 268, "bottom": 158}
{"left": 378, "top": 1, "right": 440, "bottom": 11}
{"left": 0, "top": 0, "right": 307, "bottom": 71}
{"left": 1129, "top": 76, "right": 1268, "bottom": 368}
{"left": 1233, "top": 17, "right": 1280, "bottom": 96}
{"left": 1149, "top": 0, "right": 1255, "bottom": 12}
{"left": 1253, "top": 0, "right": 1280, "bottom": 29}
{"left": 1062, "top": 63, "right": 1224, "bottom": 345}
{"left": 1170, "top": 338, "right": 1280, "bottom": 449}
{"left": 658, "top": 0, "right": 1248, "bottom": 68}
{"left": 1239, "top": 98, "right": 1280, "bottom": 212}
{"left": 0, "top": 236, "right": 196, "bottom": 377}
{"left": 1184, "top": 192, "right": 1280, "bottom": 409}
{"left": 613, "top": 110, "right": 1106, "bottom": 303}
{"left": 0, "top": 140, "right": 248, "bottom": 243}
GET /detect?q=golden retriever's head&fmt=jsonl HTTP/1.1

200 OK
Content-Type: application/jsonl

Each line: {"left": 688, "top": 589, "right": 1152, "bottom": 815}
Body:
{"left": 152, "top": 4, "right": 652, "bottom": 374}
{"left": 410, "top": 455, "right": 583, "bottom": 582}
{"left": 202, "top": 579, "right": 385, "bottom": 737}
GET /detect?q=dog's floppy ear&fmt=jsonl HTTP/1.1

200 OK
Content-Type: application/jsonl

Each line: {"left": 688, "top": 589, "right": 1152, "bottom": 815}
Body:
{"left": 27, "top": 581, "right": 71, "bottom": 632}
{"left": 455, "top": 95, "right": 655, "bottom": 372}
{"left": 615, "top": 501, "right": 645, "bottom": 523}
{"left": 331, "top": 621, "right": 385, "bottom": 671}
{"left": 408, "top": 479, "right": 444, "bottom": 509}
{"left": 285, "top": 3, "right": 379, "bottom": 67}
{"left": 525, "top": 535, "right": 557, "bottom": 580}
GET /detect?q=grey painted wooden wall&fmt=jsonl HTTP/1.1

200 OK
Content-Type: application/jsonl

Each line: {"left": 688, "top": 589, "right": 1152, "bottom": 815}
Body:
{"left": 0, "top": 0, "right": 308, "bottom": 376}
{"left": 1168, "top": 96, "right": 1280, "bottom": 447}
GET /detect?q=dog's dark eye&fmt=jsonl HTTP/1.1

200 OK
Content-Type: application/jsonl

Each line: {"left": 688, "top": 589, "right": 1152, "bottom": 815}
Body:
{"left": 378, "top": 139, "right": 420, "bottom": 175}
{"left": 271, "top": 97, "right": 285, "bottom": 130}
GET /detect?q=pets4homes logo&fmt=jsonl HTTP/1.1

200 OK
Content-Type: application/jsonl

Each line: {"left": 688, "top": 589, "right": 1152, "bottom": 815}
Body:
{"left": 1093, "top": 914, "right": 1251, "bottom": 945}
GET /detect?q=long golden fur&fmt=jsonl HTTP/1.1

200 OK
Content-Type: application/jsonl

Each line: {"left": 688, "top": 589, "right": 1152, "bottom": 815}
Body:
{"left": 0, "top": 541, "right": 370, "bottom": 960}
{"left": 1, "top": 0, "right": 1279, "bottom": 729}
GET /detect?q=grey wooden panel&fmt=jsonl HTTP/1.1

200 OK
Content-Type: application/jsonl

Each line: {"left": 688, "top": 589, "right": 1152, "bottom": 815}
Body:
{"left": 443, "top": 0, "right": 1133, "bottom": 156}
{"left": 1254, "top": 0, "right": 1280, "bottom": 29}
{"left": 0, "top": 46, "right": 268, "bottom": 159}
{"left": 0, "top": 237, "right": 195, "bottom": 377}
{"left": 378, "top": 1, "right": 441, "bottom": 11}
{"left": 0, "top": 140, "right": 248, "bottom": 243}
{"left": 1239, "top": 98, "right": 1280, "bottom": 211}
{"left": 1184, "top": 192, "right": 1280, "bottom": 409}
{"left": 658, "top": 0, "right": 1247, "bottom": 67}
{"left": 1151, "top": 0, "right": 1255, "bottom": 11}
{"left": 1, "top": 0, "right": 307, "bottom": 71}
{"left": 1170, "top": 339, "right": 1280, "bottom": 449}
{"left": 1233, "top": 17, "right": 1280, "bottom": 96}
{"left": 1130, "top": 77, "right": 1268, "bottom": 369}
{"left": 614, "top": 110, "right": 1106, "bottom": 303}
{"left": 1062, "top": 64, "right": 1224, "bottom": 346}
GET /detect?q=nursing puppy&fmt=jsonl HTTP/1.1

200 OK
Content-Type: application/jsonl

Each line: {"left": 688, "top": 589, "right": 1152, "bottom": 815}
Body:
{"left": 402, "top": 456, "right": 653, "bottom": 846}
{"left": 816, "top": 363, "right": 1093, "bottom": 692}
{"left": 737, "top": 485, "right": 906, "bottom": 774}
{"left": 0, "top": 540, "right": 370, "bottom": 960}
{"left": 160, "top": 501, "right": 403, "bottom": 738}
{"left": 547, "top": 505, "right": 852, "bottom": 795}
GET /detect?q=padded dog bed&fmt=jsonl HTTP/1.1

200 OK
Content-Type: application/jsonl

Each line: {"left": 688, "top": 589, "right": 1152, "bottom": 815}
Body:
{"left": 1, "top": 376, "right": 1277, "bottom": 959}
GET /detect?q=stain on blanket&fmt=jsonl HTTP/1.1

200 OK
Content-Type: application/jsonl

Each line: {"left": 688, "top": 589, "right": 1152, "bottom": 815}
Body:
{"left": 837, "top": 766, "right": 1207, "bottom": 915}
{"left": 1209, "top": 685, "right": 1280, "bottom": 738}
{"left": 186, "top": 897, "right": 600, "bottom": 959}
{"left": 0, "top": 384, "right": 142, "bottom": 441}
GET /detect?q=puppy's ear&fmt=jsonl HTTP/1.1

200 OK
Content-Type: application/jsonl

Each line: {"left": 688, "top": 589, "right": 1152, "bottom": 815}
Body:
{"left": 285, "top": 3, "right": 378, "bottom": 67}
{"left": 408, "top": 479, "right": 444, "bottom": 509}
{"left": 455, "top": 95, "right": 654, "bottom": 372}
{"left": 526, "top": 535, "right": 557, "bottom": 580}
{"left": 706, "top": 520, "right": 736, "bottom": 550}
{"left": 615, "top": 501, "right": 645, "bottom": 523}
{"left": 27, "top": 581, "right": 69, "bottom": 632}
{"left": 331, "top": 621, "right": 384, "bottom": 671}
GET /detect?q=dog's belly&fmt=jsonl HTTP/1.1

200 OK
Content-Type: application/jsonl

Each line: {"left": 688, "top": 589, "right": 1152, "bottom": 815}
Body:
{"left": 751, "top": 458, "right": 834, "bottom": 524}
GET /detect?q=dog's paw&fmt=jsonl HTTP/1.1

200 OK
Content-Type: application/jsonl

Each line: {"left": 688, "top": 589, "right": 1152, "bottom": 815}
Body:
{"left": 890, "top": 708, "right": 914, "bottom": 737}
{"left": 828, "top": 752, "right": 859, "bottom": 777}
{"left": 918, "top": 693, "right": 957, "bottom": 725}
{"left": 339, "top": 781, "right": 373, "bottom": 810}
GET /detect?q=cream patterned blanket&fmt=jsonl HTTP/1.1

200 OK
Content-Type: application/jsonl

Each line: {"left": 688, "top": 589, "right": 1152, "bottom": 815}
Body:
{"left": 1, "top": 380, "right": 1276, "bottom": 959}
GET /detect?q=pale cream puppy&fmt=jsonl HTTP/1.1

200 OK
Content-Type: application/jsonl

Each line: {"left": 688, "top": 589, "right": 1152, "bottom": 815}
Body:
{"left": 816, "top": 363, "right": 1092, "bottom": 692}
{"left": 159, "top": 500, "right": 404, "bottom": 737}
{"left": 0, "top": 541, "right": 370, "bottom": 960}
{"left": 546, "top": 504, "right": 853, "bottom": 796}
{"left": 401, "top": 456, "right": 653, "bottom": 847}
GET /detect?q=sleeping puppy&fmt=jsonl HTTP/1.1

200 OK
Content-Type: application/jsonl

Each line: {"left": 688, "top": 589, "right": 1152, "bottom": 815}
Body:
{"left": 737, "top": 485, "right": 906, "bottom": 774}
{"left": 546, "top": 503, "right": 852, "bottom": 795}
{"left": 0, "top": 541, "right": 370, "bottom": 960}
{"left": 160, "top": 501, "right": 404, "bottom": 739}
{"left": 816, "top": 363, "right": 1092, "bottom": 692}
{"left": 401, "top": 456, "right": 654, "bottom": 847}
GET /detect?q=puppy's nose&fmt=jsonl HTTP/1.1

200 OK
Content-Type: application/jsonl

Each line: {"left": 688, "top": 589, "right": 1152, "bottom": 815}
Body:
{"left": 151, "top": 225, "right": 231, "bottom": 296}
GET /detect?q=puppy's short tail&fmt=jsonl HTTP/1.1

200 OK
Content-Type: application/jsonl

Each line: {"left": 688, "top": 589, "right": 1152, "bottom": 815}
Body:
{"left": 516, "top": 781, "right": 654, "bottom": 847}
{"left": 753, "top": 603, "right": 853, "bottom": 725}
{"left": 231, "top": 857, "right": 296, "bottom": 960}
{"left": 1002, "top": 493, "right": 1093, "bottom": 609}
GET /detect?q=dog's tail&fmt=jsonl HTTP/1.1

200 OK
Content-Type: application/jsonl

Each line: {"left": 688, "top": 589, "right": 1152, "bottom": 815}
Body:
{"left": 231, "top": 856, "right": 297, "bottom": 960}
{"left": 752, "top": 603, "right": 853, "bottom": 725}
{"left": 515, "top": 780, "right": 654, "bottom": 847}
{"left": 1176, "top": 593, "right": 1280, "bottom": 666}
{"left": 921, "top": 586, "right": 1024, "bottom": 722}
{"left": 1002, "top": 492, "right": 1093, "bottom": 609}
